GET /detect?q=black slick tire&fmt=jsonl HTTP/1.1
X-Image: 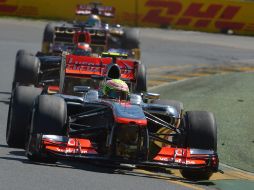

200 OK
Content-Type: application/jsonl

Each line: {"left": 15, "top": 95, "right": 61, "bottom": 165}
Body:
{"left": 121, "top": 28, "right": 140, "bottom": 49}
{"left": 135, "top": 63, "right": 147, "bottom": 93}
{"left": 31, "top": 95, "right": 66, "bottom": 135}
{"left": 13, "top": 54, "right": 40, "bottom": 89}
{"left": 6, "top": 86, "right": 42, "bottom": 148}
{"left": 16, "top": 49, "right": 33, "bottom": 58}
{"left": 41, "top": 23, "right": 55, "bottom": 53}
{"left": 27, "top": 95, "right": 67, "bottom": 162}
{"left": 180, "top": 111, "right": 217, "bottom": 181}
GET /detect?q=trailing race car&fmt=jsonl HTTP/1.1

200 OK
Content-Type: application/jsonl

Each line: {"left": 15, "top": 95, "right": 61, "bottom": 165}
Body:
{"left": 7, "top": 51, "right": 218, "bottom": 181}
{"left": 42, "top": 2, "right": 140, "bottom": 59}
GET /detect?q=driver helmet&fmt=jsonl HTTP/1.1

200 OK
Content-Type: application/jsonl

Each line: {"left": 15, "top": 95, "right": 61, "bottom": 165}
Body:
{"left": 72, "top": 43, "right": 92, "bottom": 56}
{"left": 102, "top": 79, "right": 129, "bottom": 100}
{"left": 86, "top": 14, "right": 101, "bottom": 27}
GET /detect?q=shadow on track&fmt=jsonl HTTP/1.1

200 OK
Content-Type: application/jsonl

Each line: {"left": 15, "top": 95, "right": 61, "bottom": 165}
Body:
{"left": 0, "top": 99, "right": 10, "bottom": 105}
{"left": 0, "top": 144, "right": 9, "bottom": 148}
{"left": 0, "top": 91, "right": 11, "bottom": 95}
{"left": 0, "top": 91, "right": 11, "bottom": 105}
{"left": 117, "top": 169, "right": 216, "bottom": 187}
{"left": 0, "top": 147, "right": 122, "bottom": 174}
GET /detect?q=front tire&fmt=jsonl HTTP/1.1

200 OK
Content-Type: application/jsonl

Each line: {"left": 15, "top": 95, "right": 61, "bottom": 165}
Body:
{"left": 6, "top": 86, "right": 42, "bottom": 148}
{"left": 180, "top": 111, "right": 217, "bottom": 181}
{"left": 27, "top": 95, "right": 67, "bottom": 162}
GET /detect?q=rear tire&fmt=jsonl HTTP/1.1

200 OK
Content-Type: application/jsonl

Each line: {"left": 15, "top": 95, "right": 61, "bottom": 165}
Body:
{"left": 121, "top": 28, "right": 140, "bottom": 59}
{"left": 42, "top": 23, "right": 55, "bottom": 53}
{"left": 6, "top": 86, "right": 42, "bottom": 148}
{"left": 180, "top": 111, "right": 217, "bottom": 181}
{"left": 27, "top": 95, "right": 67, "bottom": 162}
{"left": 13, "top": 54, "right": 40, "bottom": 89}
{"left": 135, "top": 63, "right": 147, "bottom": 93}
{"left": 16, "top": 49, "right": 33, "bottom": 58}
{"left": 121, "top": 28, "right": 140, "bottom": 49}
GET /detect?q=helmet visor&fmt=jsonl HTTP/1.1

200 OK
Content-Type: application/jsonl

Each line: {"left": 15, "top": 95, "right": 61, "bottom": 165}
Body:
{"left": 108, "top": 89, "right": 129, "bottom": 100}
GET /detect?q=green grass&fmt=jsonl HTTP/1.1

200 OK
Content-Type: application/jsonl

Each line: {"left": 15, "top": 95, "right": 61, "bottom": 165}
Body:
{"left": 152, "top": 72, "right": 254, "bottom": 172}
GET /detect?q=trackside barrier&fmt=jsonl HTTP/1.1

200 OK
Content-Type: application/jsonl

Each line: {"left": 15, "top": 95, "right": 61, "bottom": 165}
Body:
{"left": 1, "top": 0, "right": 254, "bottom": 35}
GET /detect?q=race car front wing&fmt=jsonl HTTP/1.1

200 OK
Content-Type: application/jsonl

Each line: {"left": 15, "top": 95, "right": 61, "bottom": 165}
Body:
{"left": 27, "top": 134, "right": 219, "bottom": 171}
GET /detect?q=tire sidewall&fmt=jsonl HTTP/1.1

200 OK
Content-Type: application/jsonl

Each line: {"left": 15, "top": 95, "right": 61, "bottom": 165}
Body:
{"left": 6, "top": 86, "right": 42, "bottom": 148}
{"left": 14, "top": 54, "right": 40, "bottom": 86}
{"left": 135, "top": 63, "right": 147, "bottom": 93}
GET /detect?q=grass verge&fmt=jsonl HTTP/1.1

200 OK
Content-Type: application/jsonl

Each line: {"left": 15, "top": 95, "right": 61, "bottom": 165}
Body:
{"left": 152, "top": 72, "right": 254, "bottom": 172}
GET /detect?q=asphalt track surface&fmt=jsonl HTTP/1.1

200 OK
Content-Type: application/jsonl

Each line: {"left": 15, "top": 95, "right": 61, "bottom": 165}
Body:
{"left": 0, "top": 18, "right": 254, "bottom": 190}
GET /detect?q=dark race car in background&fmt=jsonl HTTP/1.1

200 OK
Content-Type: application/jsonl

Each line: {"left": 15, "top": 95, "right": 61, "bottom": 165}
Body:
{"left": 7, "top": 50, "right": 219, "bottom": 181}
{"left": 41, "top": 2, "right": 140, "bottom": 59}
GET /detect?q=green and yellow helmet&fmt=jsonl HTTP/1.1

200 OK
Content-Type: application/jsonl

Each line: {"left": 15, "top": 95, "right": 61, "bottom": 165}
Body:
{"left": 86, "top": 14, "right": 101, "bottom": 27}
{"left": 102, "top": 79, "right": 129, "bottom": 100}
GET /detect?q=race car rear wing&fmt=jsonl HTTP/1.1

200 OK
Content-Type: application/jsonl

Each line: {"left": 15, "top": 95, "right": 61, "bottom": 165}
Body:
{"left": 53, "top": 26, "right": 107, "bottom": 53}
{"left": 65, "top": 54, "right": 137, "bottom": 80}
{"left": 76, "top": 4, "right": 115, "bottom": 17}
{"left": 54, "top": 26, "right": 82, "bottom": 44}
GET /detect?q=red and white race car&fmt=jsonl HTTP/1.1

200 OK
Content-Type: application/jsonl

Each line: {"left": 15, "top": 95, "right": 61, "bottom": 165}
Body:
{"left": 7, "top": 49, "right": 218, "bottom": 181}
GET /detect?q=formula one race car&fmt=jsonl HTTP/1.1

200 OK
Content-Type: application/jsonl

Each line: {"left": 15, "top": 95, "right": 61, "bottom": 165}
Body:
{"left": 7, "top": 49, "right": 147, "bottom": 147}
{"left": 6, "top": 51, "right": 218, "bottom": 181}
{"left": 42, "top": 2, "right": 140, "bottom": 59}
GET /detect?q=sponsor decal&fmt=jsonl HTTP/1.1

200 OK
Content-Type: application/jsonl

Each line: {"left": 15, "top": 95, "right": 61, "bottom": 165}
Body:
{"left": 186, "top": 160, "right": 196, "bottom": 164}
{"left": 16, "top": 5, "right": 38, "bottom": 16}
{"left": 0, "top": 0, "right": 17, "bottom": 13}
{"left": 0, "top": 0, "right": 38, "bottom": 16}
{"left": 159, "top": 157, "right": 169, "bottom": 161}
{"left": 143, "top": 0, "right": 245, "bottom": 31}
{"left": 67, "top": 56, "right": 101, "bottom": 73}
{"left": 66, "top": 56, "right": 134, "bottom": 76}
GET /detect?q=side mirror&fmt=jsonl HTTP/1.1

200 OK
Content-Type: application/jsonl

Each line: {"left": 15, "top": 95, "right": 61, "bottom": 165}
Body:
{"left": 143, "top": 92, "right": 160, "bottom": 100}
{"left": 130, "top": 94, "right": 143, "bottom": 105}
{"left": 85, "top": 90, "right": 99, "bottom": 101}
{"left": 73, "top": 86, "right": 90, "bottom": 93}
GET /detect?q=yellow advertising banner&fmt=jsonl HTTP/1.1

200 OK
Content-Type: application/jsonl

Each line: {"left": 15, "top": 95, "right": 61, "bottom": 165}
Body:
{"left": 1, "top": 0, "right": 254, "bottom": 35}
{"left": 138, "top": 0, "right": 254, "bottom": 35}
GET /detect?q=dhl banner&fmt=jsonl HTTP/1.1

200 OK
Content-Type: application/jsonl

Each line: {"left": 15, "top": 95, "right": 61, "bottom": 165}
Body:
{"left": 1, "top": 0, "right": 254, "bottom": 35}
